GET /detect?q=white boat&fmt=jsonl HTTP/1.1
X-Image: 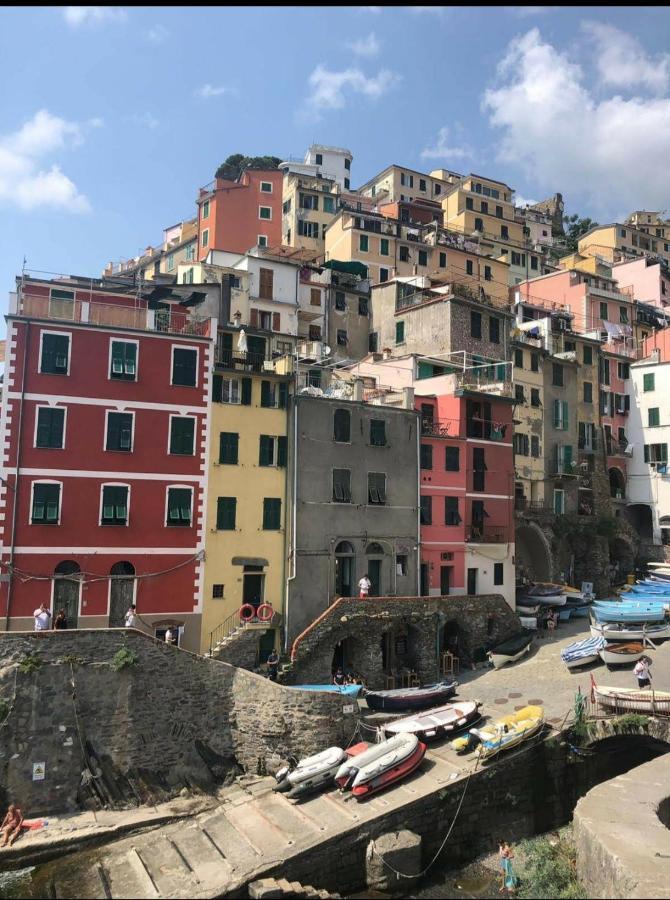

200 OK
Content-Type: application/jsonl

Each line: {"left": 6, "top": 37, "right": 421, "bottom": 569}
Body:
{"left": 598, "top": 641, "right": 645, "bottom": 666}
{"left": 383, "top": 701, "right": 481, "bottom": 741}
{"left": 273, "top": 746, "right": 347, "bottom": 798}
{"left": 488, "top": 633, "right": 533, "bottom": 669}
{"left": 593, "top": 684, "right": 670, "bottom": 716}
{"left": 334, "top": 732, "right": 426, "bottom": 798}
{"left": 590, "top": 621, "right": 670, "bottom": 641}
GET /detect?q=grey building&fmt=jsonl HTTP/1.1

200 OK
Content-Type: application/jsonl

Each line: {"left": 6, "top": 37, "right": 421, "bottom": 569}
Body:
{"left": 285, "top": 392, "right": 420, "bottom": 643}
{"left": 543, "top": 353, "right": 580, "bottom": 514}
{"left": 327, "top": 270, "right": 371, "bottom": 363}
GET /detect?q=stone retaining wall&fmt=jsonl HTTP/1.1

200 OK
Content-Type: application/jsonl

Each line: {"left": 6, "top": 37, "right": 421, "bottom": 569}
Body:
{"left": 0, "top": 630, "right": 358, "bottom": 815}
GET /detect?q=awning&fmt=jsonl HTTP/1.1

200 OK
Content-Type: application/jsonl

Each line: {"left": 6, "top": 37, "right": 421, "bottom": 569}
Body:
{"left": 322, "top": 259, "right": 368, "bottom": 279}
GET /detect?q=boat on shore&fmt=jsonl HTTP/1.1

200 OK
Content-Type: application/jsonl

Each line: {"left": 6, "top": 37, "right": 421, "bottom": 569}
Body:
{"left": 364, "top": 679, "right": 458, "bottom": 712}
{"left": 334, "top": 732, "right": 426, "bottom": 798}
{"left": 598, "top": 641, "right": 645, "bottom": 666}
{"left": 518, "top": 592, "right": 567, "bottom": 607}
{"left": 488, "top": 632, "right": 533, "bottom": 669}
{"left": 561, "top": 636, "right": 606, "bottom": 669}
{"left": 469, "top": 705, "right": 544, "bottom": 760}
{"left": 590, "top": 621, "right": 670, "bottom": 641}
{"left": 592, "top": 683, "right": 670, "bottom": 716}
{"left": 289, "top": 683, "right": 363, "bottom": 698}
{"left": 383, "top": 700, "right": 481, "bottom": 741}
{"left": 273, "top": 746, "right": 348, "bottom": 798}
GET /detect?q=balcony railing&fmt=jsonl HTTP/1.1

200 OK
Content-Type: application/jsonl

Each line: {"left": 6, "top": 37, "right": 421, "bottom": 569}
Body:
{"left": 466, "top": 526, "right": 508, "bottom": 543}
{"left": 420, "top": 418, "right": 457, "bottom": 438}
{"left": 606, "top": 441, "right": 633, "bottom": 458}
{"left": 18, "top": 292, "right": 211, "bottom": 337}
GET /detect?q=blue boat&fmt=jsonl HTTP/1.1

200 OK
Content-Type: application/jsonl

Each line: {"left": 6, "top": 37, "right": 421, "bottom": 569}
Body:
{"left": 629, "top": 583, "right": 670, "bottom": 594}
{"left": 289, "top": 684, "right": 362, "bottom": 698}
{"left": 558, "top": 607, "right": 572, "bottom": 622}
{"left": 561, "top": 636, "right": 606, "bottom": 669}
{"left": 592, "top": 609, "right": 666, "bottom": 624}
{"left": 571, "top": 606, "right": 592, "bottom": 618}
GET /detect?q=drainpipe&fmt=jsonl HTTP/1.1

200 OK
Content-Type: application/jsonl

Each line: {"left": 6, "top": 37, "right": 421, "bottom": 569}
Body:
{"left": 416, "top": 415, "right": 421, "bottom": 596}
{"left": 284, "top": 396, "right": 299, "bottom": 654}
{"left": 5, "top": 320, "right": 30, "bottom": 629}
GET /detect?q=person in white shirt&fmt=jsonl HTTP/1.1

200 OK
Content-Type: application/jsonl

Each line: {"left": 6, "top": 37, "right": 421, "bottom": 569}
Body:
{"left": 634, "top": 656, "right": 652, "bottom": 689}
{"left": 124, "top": 605, "right": 138, "bottom": 628}
{"left": 358, "top": 574, "right": 372, "bottom": 598}
{"left": 33, "top": 604, "right": 51, "bottom": 631}
{"left": 165, "top": 628, "right": 173, "bottom": 645}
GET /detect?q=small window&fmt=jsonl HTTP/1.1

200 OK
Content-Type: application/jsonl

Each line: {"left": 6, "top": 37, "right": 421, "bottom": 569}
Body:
{"left": 420, "top": 444, "right": 433, "bottom": 469}
{"left": 530, "top": 256, "right": 538, "bottom": 271}
{"left": 172, "top": 347, "right": 197, "bottom": 387}
{"left": 40, "top": 332, "right": 70, "bottom": 375}
{"left": 420, "top": 495, "right": 432, "bottom": 525}
{"left": 599, "top": 302, "right": 608, "bottom": 321}
{"left": 212, "top": 584, "right": 224, "bottom": 599}
{"left": 530, "top": 353, "right": 539, "bottom": 373}
{"left": 501, "top": 225, "right": 509, "bottom": 240}
{"left": 101, "top": 485, "right": 128, "bottom": 526}
{"left": 259, "top": 434, "right": 286, "bottom": 467}
{"left": 514, "top": 348, "right": 523, "bottom": 368}
{"left": 466, "top": 259, "right": 474, "bottom": 276}
{"left": 531, "top": 388, "right": 541, "bottom": 407}
{"left": 474, "top": 217, "right": 484, "bottom": 232}
{"left": 619, "top": 306, "right": 629, "bottom": 324}
{"left": 358, "top": 297, "right": 368, "bottom": 316}
{"left": 110, "top": 341, "right": 137, "bottom": 380}
{"left": 419, "top": 178, "right": 426, "bottom": 192}
{"left": 583, "top": 345, "right": 593, "bottom": 365}
{"left": 166, "top": 488, "right": 192, "bottom": 526}
{"left": 583, "top": 381, "right": 593, "bottom": 403}
{"left": 315, "top": 153, "right": 323, "bottom": 165}
{"left": 470, "top": 311, "right": 482, "bottom": 339}
{"left": 643, "top": 373, "right": 655, "bottom": 392}
{"left": 439, "top": 252, "right": 447, "bottom": 267}
{"left": 337, "top": 329, "right": 348, "bottom": 346}
{"left": 219, "top": 432, "right": 239, "bottom": 464}
{"left": 552, "top": 363, "right": 564, "bottom": 387}
{"left": 106, "top": 412, "right": 133, "bottom": 452}
{"left": 169, "top": 417, "right": 195, "bottom": 455}
{"left": 359, "top": 234, "right": 369, "bottom": 252}
{"left": 166, "top": 253, "right": 175, "bottom": 272}
{"left": 379, "top": 267, "right": 389, "bottom": 283}
{"left": 259, "top": 206, "right": 272, "bottom": 220}
{"left": 344, "top": 157, "right": 351, "bottom": 170}
{"left": 399, "top": 246, "right": 410, "bottom": 263}
{"left": 202, "top": 199, "right": 210, "bottom": 219}
{"left": 333, "top": 469, "right": 352, "bottom": 503}
{"left": 396, "top": 321, "right": 405, "bottom": 344}
{"left": 334, "top": 408, "right": 351, "bottom": 442}
{"left": 484, "top": 265, "right": 492, "bottom": 281}
{"left": 649, "top": 407, "right": 660, "bottom": 427}
{"left": 344, "top": 177, "right": 350, "bottom": 190}
{"left": 202, "top": 228, "right": 209, "bottom": 248}
{"left": 369, "top": 331, "right": 379, "bottom": 352}
{"left": 257, "top": 235, "right": 268, "bottom": 248}
{"left": 262, "top": 498, "right": 282, "bottom": 530}
{"left": 445, "top": 446, "right": 460, "bottom": 471}
{"left": 260, "top": 181, "right": 273, "bottom": 193}
{"left": 466, "top": 197, "right": 474, "bottom": 211}
{"left": 35, "top": 407, "right": 65, "bottom": 449}
{"left": 335, "top": 291, "right": 346, "bottom": 311}
{"left": 494, "top": 562, "right": 504, "bottom": 585}
{"left": 216, "top": 497, "right": 236, "bottom": 530}
{"left": 370, "top": 419, "right": 386, "bottom": 447}
{"left": 418, "top": 250, "right": 428, "bottom": 267}
{"left": 489, "top": 317, "right": 500, "bottom": 343}
{"left": 531, "top": 436, "right": 540, "bottom": 458}
{"left": 553, "top": 489, "right": 565, "bottom": 515}
{"left": 380, "top": 238, "right": 389, "bottom": 256}
{"left": 367, "top": 472, "right": 386, "bottom": 505}
{"left": 445, "top": 496, "right": 461, "bottom": 526}
{"left": 515, "top": 384, "right": 525, "bottom": 404}
{"left": 31, "top": 483, "right": 61, "bottom": 524}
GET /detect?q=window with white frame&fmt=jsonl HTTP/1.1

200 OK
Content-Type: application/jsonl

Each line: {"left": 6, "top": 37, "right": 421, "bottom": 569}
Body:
{"left": 106, "top": 411, "right": 134, "bottom": 452}
{"left": 259, "top": 206, "right": 272, "bottom": 220}
{"left": 201, "top": 228, "right": 209, "bottom": 248}
{"left": 169, "top": 416, "right": 196, "bottom": 455}
{"left": 260, "top": 181, "right": 273, "bottom": 193}
{"left": 35, "top": 406, "right": 65, "bottom": 449}
{"left": 166, "top": 486, "right": 193, "bottom": 526}
{"left": 221, "top": 377, "right": 240, "bottom": 404}
{"left": 257, "top": 235, "right": 268, "bottom": 248}
{"left": 39, "top": 332, "right": 70, "bottom": 375}
{"left": 31, "top": 482, "right": 61, "bottom": 524}
{"left": 100, "top": 484, "right": 129, "bottom": 525}
{"left": 171, "top": 347, "right": 198, "bottom": 386}
{"left": 110, "top": 340, "right": 137, "bottom": 380}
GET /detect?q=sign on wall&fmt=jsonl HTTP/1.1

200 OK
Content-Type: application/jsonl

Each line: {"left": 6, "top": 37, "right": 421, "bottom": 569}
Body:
{"left": 32, "top": 762, "right": 46, "bottom": 781}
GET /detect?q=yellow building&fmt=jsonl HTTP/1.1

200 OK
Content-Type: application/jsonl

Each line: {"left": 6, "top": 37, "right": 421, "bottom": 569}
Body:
{"left": 200, "top": 334, "right": 292, "bottom": 658}
{"left": 625, "top": 211, "right": 670, "bottom": 240}
{"left": 358, "top": 164, "right": 461, "bottom": 205}
{"left": 511, "top": 332, "right": 547, "bottom": 507}
{"left": 281, "top": 170, "right": 340, "bottom": 254}
{"left": 578, "top": 223, "right": 670, "bottom": 266}
{"left": 557, "top": 252, "right": 611, "bottom": 277}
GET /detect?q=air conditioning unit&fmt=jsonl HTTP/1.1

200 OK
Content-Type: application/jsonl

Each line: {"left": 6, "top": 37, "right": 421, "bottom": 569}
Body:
{"left": 263, "top": 360, "right": 275, "bottom": 372}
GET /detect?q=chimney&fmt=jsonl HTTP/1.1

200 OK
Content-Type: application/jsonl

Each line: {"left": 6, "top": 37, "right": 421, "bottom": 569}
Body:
{"left": 651, "top": 348, "right": 661, "bottom": 362}
{"left": 382, "top": 347, "right": 392, "bottom": 360}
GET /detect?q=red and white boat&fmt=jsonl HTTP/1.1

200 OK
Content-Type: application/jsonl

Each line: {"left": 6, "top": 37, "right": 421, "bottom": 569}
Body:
{"left": 382, "top": 701, "right": 481, "bottom": 741}
{"left": 334, "top": 733, "right": 426, "bottom": 799}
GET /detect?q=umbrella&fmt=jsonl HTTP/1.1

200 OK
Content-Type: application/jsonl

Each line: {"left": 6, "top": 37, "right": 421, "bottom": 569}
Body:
{"left": 237, "top": 328, "right": 248, "bottom": 352}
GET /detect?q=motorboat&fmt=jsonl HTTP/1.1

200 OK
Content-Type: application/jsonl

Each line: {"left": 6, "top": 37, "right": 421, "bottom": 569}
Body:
{"left": 488, "top": 632, "right": 533, "bottom": 669}
{"left": 561, "top": 636, "right": 606, "bottom": 670}
{"left": 592, "top": 684, "right": 670, "bottom": 716}
{"left": 273, "top": 746, "right": 348, "bottom": 799}
{"left": 591, "top": 605, "right": 667, "bottom": 624}
{"left": 383, "top": 700, "right": 481, "bottom": 741}
{"left": 599, "top": 641, "right": 645, "bottom": 666}
{"left": 516, "top": 601, "right": 541, "bottom": 615}
{"left": 469, "top": 705, "right": 544, "bottom": 761}
{"left": 570, "top": 605, "right": 593, "bottom": 618}
{"left": 519, "top": 588, "right": 567, "bottom": 607}
{"left": 629, "top": 582, "right": 670, "bottom": 594}
{"left": 334, "top": 732, "right": 427, "bottom": 798}
{"left": 288, "top": 683, "right": 363, "bottom": 698}
{"left": 364, "top": 679, "right": 457, "bottom": 712}
{"left": 590, "top": 621, "right": 670, "bottom": 641}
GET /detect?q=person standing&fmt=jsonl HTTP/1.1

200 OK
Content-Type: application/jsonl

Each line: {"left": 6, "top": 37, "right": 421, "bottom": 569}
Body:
{"left": 498, "top": 840, "right": 517, "bottom": 894}
{"left": 358, "top": 573, "right": 372, "bottom": 599}
{"left": 266, "top": 648, "right": 279, "bottom": 682}
{"left": 53, "top": 609, "right": 68, "bottom": 630}
{"left": 332, "top": 667, "right": 345, "bottom": 686}
{"left": 124, "top": 604, "right": 138, "bottom": 628}
{"left": 634, "top": 656, "right": 652, "bottom": 689}
{"left": 33, "top": 604, "right": 51, "bottom": 631}
{"left": 164, "top": 628, "right": 173, "bottom": 645}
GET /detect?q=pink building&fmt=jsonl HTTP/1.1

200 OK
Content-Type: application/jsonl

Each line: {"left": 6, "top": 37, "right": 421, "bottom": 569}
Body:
{"left": 613, "top": 257, "right": 670, "bottom": 310}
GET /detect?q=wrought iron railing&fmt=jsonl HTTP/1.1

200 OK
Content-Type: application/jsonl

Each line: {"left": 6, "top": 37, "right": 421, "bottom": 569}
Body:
{"left": 208, "top": 605, "right": 277, "bottom": 656}
{"left": 466, "top": 526, "right": 508, "bottom": 543}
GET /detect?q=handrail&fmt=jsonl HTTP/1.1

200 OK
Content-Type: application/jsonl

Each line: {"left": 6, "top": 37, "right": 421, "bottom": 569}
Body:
{"left": 208, "top": 604, "right": 278, "bottom": 656}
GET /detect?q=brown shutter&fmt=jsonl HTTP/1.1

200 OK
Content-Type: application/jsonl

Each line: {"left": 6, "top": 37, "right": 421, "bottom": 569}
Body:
{"left": 250, "top": 308, "right": 259, "bottom": 328}
{"left": 259, "top": 268, "right": 273, "bottom": 300}
{"left": 310, "top": 288, "right": 320, "bottom": 306}
{"left": 272, "top": 312, "right": 280, "bottom": 332}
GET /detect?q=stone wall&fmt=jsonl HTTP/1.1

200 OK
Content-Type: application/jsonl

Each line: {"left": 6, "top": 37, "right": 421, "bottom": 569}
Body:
{"left": 0, "top": 629, "right": 359, "bottom": 815}
{"left": 289, "top": 594, "right": 520, "bottom": 688}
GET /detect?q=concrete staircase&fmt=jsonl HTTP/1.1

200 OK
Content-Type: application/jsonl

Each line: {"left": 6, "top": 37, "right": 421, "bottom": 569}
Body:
{"left": 249, "top": 876, "right": 341, "bottom": 898}
{"left": 211, "top": 623, "right": 268, "bottom": 670}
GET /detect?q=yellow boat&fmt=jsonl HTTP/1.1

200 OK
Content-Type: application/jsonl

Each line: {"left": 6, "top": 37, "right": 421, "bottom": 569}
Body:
{"left": 469, "top": 705, "right": 544, "bottom": 760}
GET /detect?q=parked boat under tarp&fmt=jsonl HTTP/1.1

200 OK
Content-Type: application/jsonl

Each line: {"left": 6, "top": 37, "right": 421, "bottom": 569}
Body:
{"left": 288, "top": 684, "right": 362, "bottom": 698}
{"left": 364, "top": 680, "right": 458, "bottom": 712}
{"left": 561, "top": 636, "right": 606, "bottom": 669}
{"left": 488, "top": 632, "right": 533, "bottom": 669}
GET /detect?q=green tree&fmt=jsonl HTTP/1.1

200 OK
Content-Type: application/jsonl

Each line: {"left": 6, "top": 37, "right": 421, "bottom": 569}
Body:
{"left": 563, "top": 214, "right": 598, "bottom": 253}
{"left": 215, "top": 154, "right": 282, "bottom": 181}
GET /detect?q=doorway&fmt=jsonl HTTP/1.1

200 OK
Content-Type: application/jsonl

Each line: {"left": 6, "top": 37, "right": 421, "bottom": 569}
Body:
{"left": 420, "top": 563, "right": 430, "bottom": 596}
{"left": 243, "top": 565, "right": 264, "bottom": 608}
{"left": 53, "top": 561, "right": 81, "bottom": 628}
{"left": 368, "top": 559, "right": 382, "bottom": 596}
{"left": 440, "top": 565, "right": 452, "bottom": 595}
{"left": 335, "top": 542, "right": 355, "bottom": 597}
{"left": 109, "top": 561, "right": 136, "bottom": 627}
{"left": 467, "top": 567, "right": 478, "bottom": 595}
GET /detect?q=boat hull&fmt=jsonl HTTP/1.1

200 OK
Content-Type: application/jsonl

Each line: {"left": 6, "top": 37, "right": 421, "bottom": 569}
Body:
{"left": 594, "top": 686, "right": 670, "bottom": 716}
{"left": 364, "top": 680, "right": 458, "bottom": 712}
{"left": 335, "top": 733, "right": 424, "bottom": 796}
{"left": 383, "top": 701, "right": 481, "bottom": 741}
{"left": 599, "top": 642, "right": 645, "bottom": 666}
{"left": 561, "top": 636, "right": 606, "bottom": 669}
{"left": 488, "top": 634, "right": 532, "bottom": 669}
{"left": 351, "top": 741, "right": 427, "bottom": 799}
{"left": 590, "top": 622, "right": 670, "bottom": 641}
{"left": 471, "top": 705, "right": 544, "bottom": 760}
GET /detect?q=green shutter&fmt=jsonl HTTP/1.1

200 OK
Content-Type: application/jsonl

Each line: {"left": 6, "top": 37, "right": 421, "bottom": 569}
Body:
{"left": 260, "top": 380, "right": 272, "bottom": 408}
{"left": 36, "top": 407, "right": 64, "bottom": 449}
{"left": 170, "top": 418, "right": 194, "bottom": 455}
{"left": 259, "top": 435, "right": 273, "bottom": 466}
{"left": 395, "top": 321, "right": 405, "bottom": 344}
{"left": 32, "top": 483, "right": 60, "bottom": 523}
{"left": 167, "top": 488, "right": 191, "bottom": 525}
{"left": 643, "top": 373, "right": 655, "bottom": 392}
{"left": 277, "top": 436, "right": 287, "bottom": 467}
{"left": 219, "top": 432, "right": 238, "bottom": 464}
{"left": 172, "top": 348, "right": 197, "bottom": 386}
{"left": 552, "top": 399, "right": 560, "bottom": 429}
{"left": 278, "top": 382, "right": 288, "bottom": 409}
{"left": 241, "top": 377, "right": 252, "bottom": 405}
{"left": 263, "top": 498, "right": 281, "bottom": 530}
{"left": 563, "top": 445, "right": 573, "bottom": 472}
{"left": 562, "top": 401, "right": 569, "bottom": 431}
{"left": 212, "top": 374, "right": 223, "bottom": 402}
{"left": 216, "top": 497, "right": 236, "bottom": 530}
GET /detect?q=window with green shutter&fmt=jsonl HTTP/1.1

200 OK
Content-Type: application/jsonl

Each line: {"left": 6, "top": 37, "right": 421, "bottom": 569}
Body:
{"left": 420, "top": 444, "right": 433, "bottom": 469}
{"left": 259, "top": 435, "right": 275, "bottom": 466}
{"left": 643, "top": 373, "right": 655, "bottom": 392}
{"left": 171, "top": 347, "right": 197, "bottom": 386}
{"left": 420, "top": 495, "right": 432, "bottom": 525}
{"left": 562, "top": 400, "right": 569, "bottom": 430}
{"left": 380, "top": 238, "right": 389, "bottom": 256}
{"left": 31, "top": 483, "right": 61, "bottom": 524}
{"left": 216, "top": 497, "right": 236, "bottom": 530}
{"left": 219, "top": 432, "right": 239, "bottom": 464}
{"left": 260, "top": 380, "right": 278, "bottom": 408}
{"left": 445, "top": 496, "right": 461, "bottom": 526}
{"left": 40, "top": 333, "right": 70, "bottom": 374}
{"left": 167, "top": 488, "right": 192, "bottom": 526}
{"left": 583, "top": 345, "right": 593, "bottom": 365}
{"left": 110, "top": 341, "right": 137, "bottom": 380}
{"left": 262, "top": 498, "right": 282, "bottom": 530}
{"left": 169, "top": 417, "right": 195, "bottom": 455}
{"left": 395, "top": 321, "right": 405, "bottom": 344}
{"left": 332, "top": 469, "right": 351, "bottom": 502}
{"left": 241, "top": 377, "right": 252, "bottom": 405}
{"left": 359, "top": 234, "right": 369, "bottom": 252}
{"left": 277, "top": 436, "right": 287, "bottom": 467}
{"left": 367, "top": 472, "right": 386, "bottom": 505}
{"left": 36, "top": 407, "right": 65, "bottom": 448}
{"left": 445, "top": 446, "right": 460, "bottom": 471}
{"left": 106, "top": 412, "right": 133, "bottom": 451}
{"left": 370, "top": 419, "right": 386, "bottom": 446}
{"left": 101, "top": 485, "right": 128, "bottom": 525}
{"left": 649, "top": 407, "right": 660, "bottom": 427}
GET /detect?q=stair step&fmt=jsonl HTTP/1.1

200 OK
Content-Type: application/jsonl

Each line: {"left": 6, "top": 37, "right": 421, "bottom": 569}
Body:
{"left": 170, "top": 822, "right": 235, "bottom": 882}
{"left": 132, "top": 836, "right": 200, "bottom": 896}
{"left": 199, "top": 808, "right": 263, "bottom": 862}
{"left": 224, "top": 801, "right": 294, "bottom": 857}
{"left": 94, "top": 849, "right": 158, "bottom": 900}
{"left": 254, "top": 794, "right": 322, "bottom": 841}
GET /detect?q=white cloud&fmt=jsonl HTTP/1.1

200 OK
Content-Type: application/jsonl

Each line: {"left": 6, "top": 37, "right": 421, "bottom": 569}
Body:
{"left": 88, "top": 117, "right": 105, "bottom": 129}
{"left": 514, "top": 194, "right": 539, "bottom": 209}
{"left": 195, "top": 83, "right": 232, "bottom": 99}
{"left": 583, "top": 21, "right": 670, "bottom": 93}
{"left": 421, "top": 126, "right": 472, "bottom": 161}
{"left": 359, "top": 6, "right": 382, "bottom": 12}
{"left": 306, "top": 65, "right": 400, "bottom": 111}
{"left": 147, "top": 24, "right": 168, "bottom": 44}
{"left": 346, "top": 32, "right": 380, "bottom": 58}
{"left": 131, "top": 112, "right": 159, "bottom": 129}
{"left": 482, "top": 28, "right": 670, "bottom": 217}
{"left": 406, "top": 6, "right": 446, "bottom": 14}
{"left": 508, "top": 6, "right": 559, "bottom": 17}
{"left": 0, "top": 110, "right": 90, "bottom": 212}
{"left": 63, "top": 6, "right": 127, "bottom": 26}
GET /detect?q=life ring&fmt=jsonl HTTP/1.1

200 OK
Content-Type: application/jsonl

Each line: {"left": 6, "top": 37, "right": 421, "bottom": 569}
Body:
{"left": 239, "top": 604, "right": 255, "bottom": 621}
{"left": 256, "top": 604, "right": 274, "bottom": 622}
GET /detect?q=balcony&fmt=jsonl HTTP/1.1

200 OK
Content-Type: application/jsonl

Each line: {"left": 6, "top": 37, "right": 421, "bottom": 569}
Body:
{"left": 395, "top": 281, "right": 509, "bottom": 314}
{"left": 466, "top": 526, "right": 508, "bottom": 543}
{"left": 17, "top": 292, "right": 212, "bottom": 337}
{"left": 215, "top": 334, "right": 295, "bottom": 374}
{"left": 606, "top": 441, "right": 633, "bottom": 458}
{"left": 456, "top": 369, "right": 514, "bottom": 400}
{"left": 553, "top": 462, "right": 578, "bottom": 478}
{"left": 420, "top": 418, "right": 458, "bottom": 438}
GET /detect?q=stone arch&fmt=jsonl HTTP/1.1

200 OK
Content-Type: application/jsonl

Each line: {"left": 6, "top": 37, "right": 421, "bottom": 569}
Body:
{"left": 624, "top": 504, "right": 654, "bottom": 542}
{"left": 515, "top": 521, "right": 552, "bottom": 582}
{"left": 609, "top": 466, "right": 626, "bottom": 499}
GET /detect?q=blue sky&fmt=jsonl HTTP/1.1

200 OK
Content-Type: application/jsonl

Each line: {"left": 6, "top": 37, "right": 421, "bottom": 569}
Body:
{"left": 2, "top": 5, "right": 670, "bottom": 317}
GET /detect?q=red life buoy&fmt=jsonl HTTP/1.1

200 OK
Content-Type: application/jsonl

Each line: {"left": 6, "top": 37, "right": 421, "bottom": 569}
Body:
{"left": 239, "top": 604, "right": 255, "bottom": 621}
{"left": 256, "top": 604, "right": 274, "bottom": 622}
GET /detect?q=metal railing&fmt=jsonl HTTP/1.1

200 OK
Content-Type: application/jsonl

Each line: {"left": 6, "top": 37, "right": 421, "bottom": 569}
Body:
{"left": 420, "top": 418, "right": 460, "bottom": 438}
{"left": 466, "top": 526, "right": 508, "bottom": 543}
{"left": 216, "top": 347, "right": 267, "bottom": 372}
{"left": 208, "top": 605, "right": 277, "bottom": 657}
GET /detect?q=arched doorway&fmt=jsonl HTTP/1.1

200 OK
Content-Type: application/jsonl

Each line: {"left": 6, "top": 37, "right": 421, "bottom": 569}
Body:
{"left": 624, "top": 504, "right": 654, "bottom": 542}
{"left": 334, "top": 541, "right": 355, "bottom": 597}
{"left": 53, "top": 561, "right": 81, "bottom": 628}
{"left": 109, "top": 561, "right": 136, "bottom": 627}
{"left": 366, "top": 542, "right": 385, "bottom": 596}
{"left": 515, "top": 523, "right": 552, "bottom": 583}
{"left": 609, "top": 467, "right": 626, "bottom": 499}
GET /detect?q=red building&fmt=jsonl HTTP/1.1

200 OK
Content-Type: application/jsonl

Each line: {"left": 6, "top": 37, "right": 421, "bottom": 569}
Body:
{"left": 417, "top": 384, "right": 515, "bottom": 606}
{"left": 0, "top": 275, "right": 214, "bottom": 650}
{"left": 196, "top": 168, "right": 283, "bottom": 258}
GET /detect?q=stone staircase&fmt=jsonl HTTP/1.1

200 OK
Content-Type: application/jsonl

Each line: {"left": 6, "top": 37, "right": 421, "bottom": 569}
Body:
{"left": 211, "top": 624, "right": 266, "bottom": 669}
{"left": 249, "top": 876, "right": 340, "bottom": 899}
